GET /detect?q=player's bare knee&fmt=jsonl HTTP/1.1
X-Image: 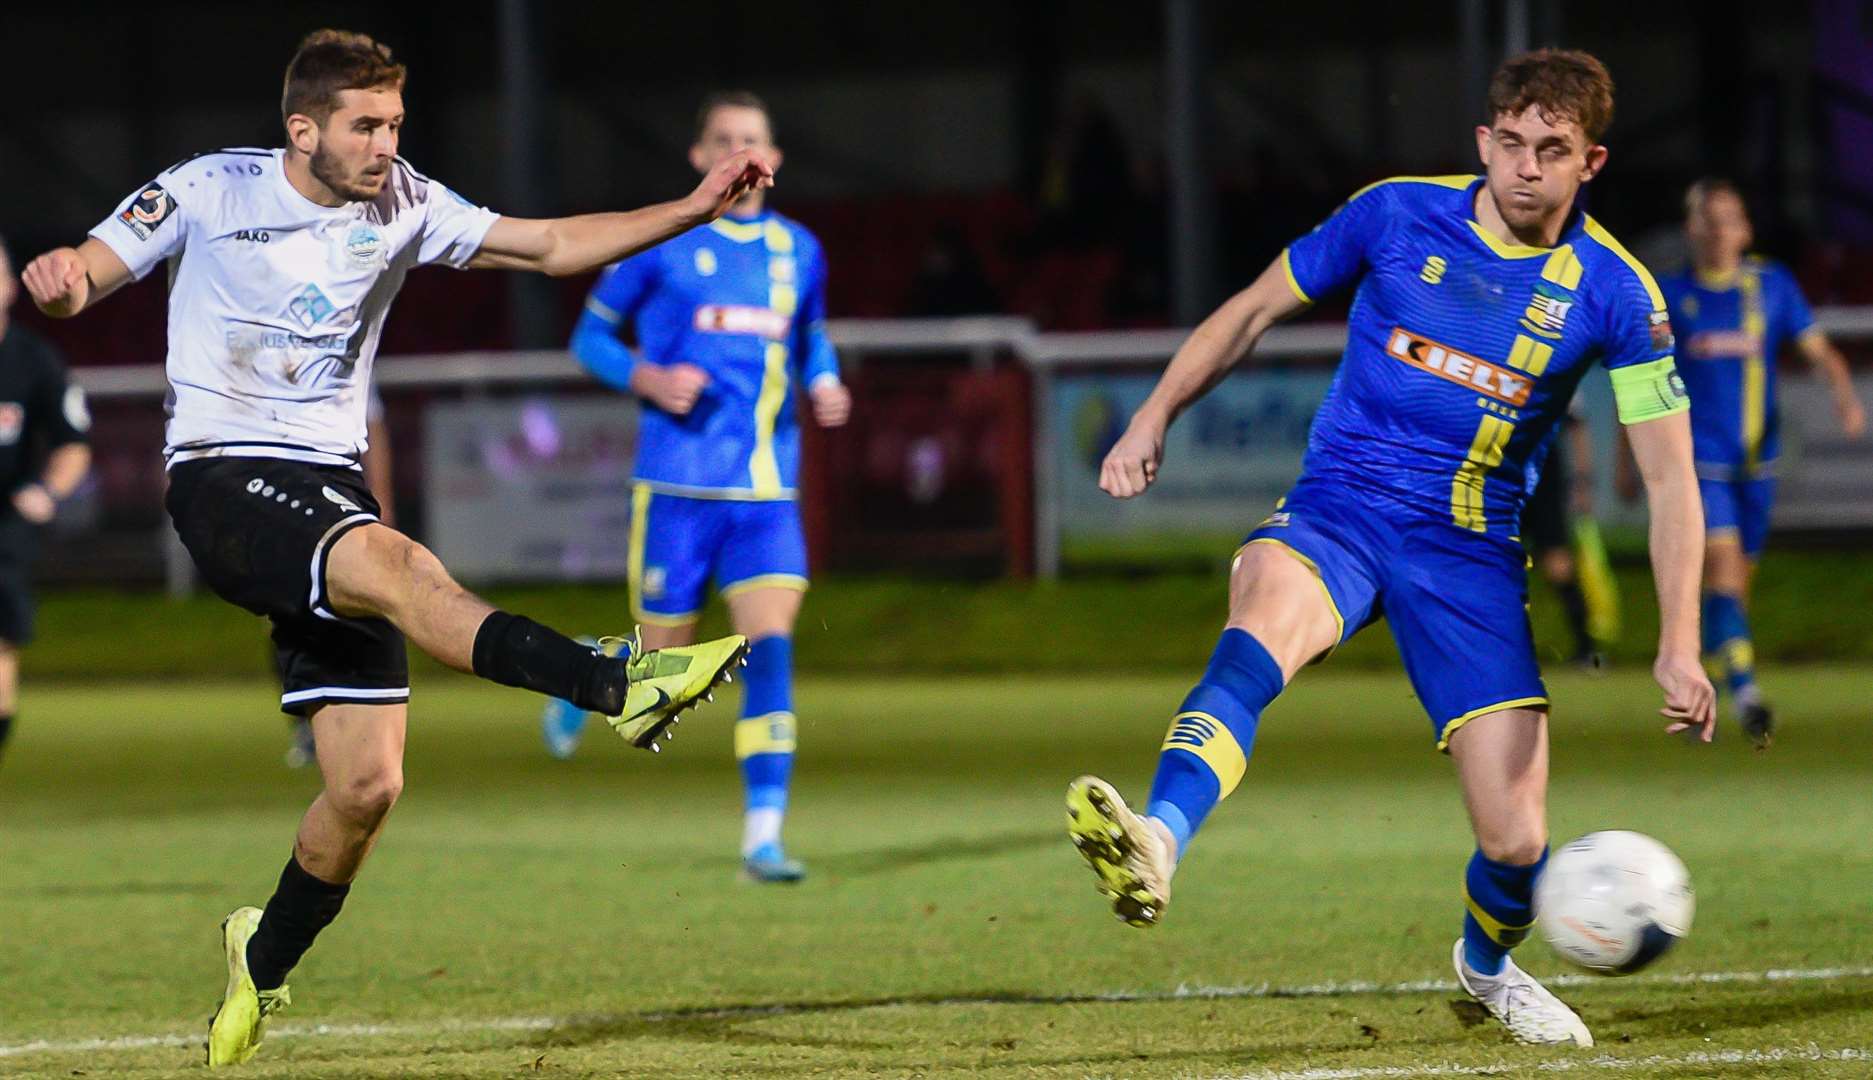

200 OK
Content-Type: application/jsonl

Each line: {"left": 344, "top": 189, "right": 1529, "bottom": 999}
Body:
{"left": 330, "top": 765, "right": 403, "bottom": 826}
{"left": 1225, "top": 546, "right": 1337, "bottom": 673}
{"left": 1479, "top": 829, "right": 1548, "bottom": 867}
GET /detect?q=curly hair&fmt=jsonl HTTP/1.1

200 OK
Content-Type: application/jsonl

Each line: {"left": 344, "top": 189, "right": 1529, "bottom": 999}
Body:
{"left": 1487, "top": 49, "right": 1615, "bottom": 144}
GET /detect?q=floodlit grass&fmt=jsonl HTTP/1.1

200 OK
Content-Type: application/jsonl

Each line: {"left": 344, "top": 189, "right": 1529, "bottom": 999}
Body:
{"left": 1, "top": 665, "right": 1869, "bottom": 1076}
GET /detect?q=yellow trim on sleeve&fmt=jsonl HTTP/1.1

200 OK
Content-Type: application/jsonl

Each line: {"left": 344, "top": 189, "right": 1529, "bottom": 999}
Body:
{"left": 1242, "top": 538, "right": 1345, "bottom": 653}
{"left": 1160, "top": 711, "right": 1248, "bottom": 798}
{"left": 1279, "top": 248, "right": 1312, "bottom": 305}
{"left": 721, "top": 574, "right": 809, "bottom": 599}
{"left": 1436, "top": 696, "right": 1549, "bottom": 752}
{"left": 1610, "top": 357, "right": 1690, "bottom": 425}
{"left": 1583, "top": 215, "right": 1666, "bottom": 309}
{"left": 735, "top": 712, "right": 798, "bottom": 758}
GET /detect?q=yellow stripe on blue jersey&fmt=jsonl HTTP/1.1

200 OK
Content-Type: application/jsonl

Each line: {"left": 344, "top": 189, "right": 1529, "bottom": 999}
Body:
{"left": 1278, "top": 175, "right": 1675, "bottom": 536}
{"left": 577, "top": 210, "right": 834, "bottom": 499}
{"left": 1658, "top": 255, "right": 1815, "bottom": 477}
{"left": 1739, "top": 267, "right": 1767, "bottom": 468}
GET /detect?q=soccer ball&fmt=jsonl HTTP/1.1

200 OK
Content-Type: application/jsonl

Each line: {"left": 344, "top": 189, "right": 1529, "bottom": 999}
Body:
{"left": 1534, "top": 830, "right": 1695, "bottom": 975}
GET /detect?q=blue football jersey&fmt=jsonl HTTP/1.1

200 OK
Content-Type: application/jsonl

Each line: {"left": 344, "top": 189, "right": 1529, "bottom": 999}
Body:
{"left": 1657, "top": 258, "right": 1816, "bottom": 478}
{"left": 1281, "top": 175, "right": 1684, "bottom": 537}
{"left": 571, "top": 211, "right": 839, "bottom": 499}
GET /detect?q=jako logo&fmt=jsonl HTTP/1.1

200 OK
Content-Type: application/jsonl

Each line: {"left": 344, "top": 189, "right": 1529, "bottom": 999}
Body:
{"left": 1385, "top": 328, "right": 1531, "bottom": 405}
{"left": 322, "top": 486, "right": 362, "bottom": 514}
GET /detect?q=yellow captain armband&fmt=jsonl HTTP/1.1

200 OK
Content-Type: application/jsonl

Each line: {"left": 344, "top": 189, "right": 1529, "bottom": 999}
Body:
{"left": 1610, "top": 357, "right": 1690, "bottom": 424}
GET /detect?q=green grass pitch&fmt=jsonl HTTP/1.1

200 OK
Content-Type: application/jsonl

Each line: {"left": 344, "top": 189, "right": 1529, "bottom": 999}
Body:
{"left": 1, "top": 666, "right": 1869, "bottom": 1077}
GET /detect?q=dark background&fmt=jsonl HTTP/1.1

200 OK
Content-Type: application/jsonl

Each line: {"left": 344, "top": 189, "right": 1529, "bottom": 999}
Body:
{"left": 5, "top": 0, "right": 1871, "bottom": 361}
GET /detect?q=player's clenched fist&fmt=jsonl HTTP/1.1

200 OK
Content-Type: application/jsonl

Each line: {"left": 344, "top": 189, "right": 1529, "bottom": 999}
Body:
{"left": 1099, "top": 421, "right": 1165, "bottom": 499}
{"left": 641, "top": 363, "right": 711, "bottom": 416}
{"left": 21, "top": 247, "right": 91, "bottom": 318}
{"left": 808, "top": 380, "right": 851, "bottom": 428}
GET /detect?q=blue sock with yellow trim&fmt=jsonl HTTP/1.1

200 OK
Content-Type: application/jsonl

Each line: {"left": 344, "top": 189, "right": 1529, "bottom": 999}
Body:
{"left": 736, "top": 635, "right": 797, "bottom": 855}
{"left": 1462, "top": 846, "right": 1546, "bottom": 975}
{"left": 1144, "top": 629, "right": 1283, "bottom": 856}
{"left": 1701, "top": 592, "right": 1757, "bottom": 698}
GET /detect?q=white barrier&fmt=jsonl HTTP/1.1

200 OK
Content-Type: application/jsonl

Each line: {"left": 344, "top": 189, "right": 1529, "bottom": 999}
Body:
{"left": 68, "top": 309, "right": 1873, "bottom": 583}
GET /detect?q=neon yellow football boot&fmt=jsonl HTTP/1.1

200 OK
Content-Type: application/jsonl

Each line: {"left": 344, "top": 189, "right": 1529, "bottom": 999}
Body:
{"left": 606, "top": 632, "right": 749, "bottom": 751}
{"left": 206, "top": 906, "right": 291, "bottom": 1067}
{"left": 1066, "top": 776, "right": 1175, "bottom": 927}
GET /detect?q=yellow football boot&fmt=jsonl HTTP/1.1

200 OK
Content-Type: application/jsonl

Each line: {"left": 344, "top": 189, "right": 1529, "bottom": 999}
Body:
{"left": 206, "top": 906, "right": 291, "bottom": 1067}
{"left": 1066, "top": 776, "right": 1175, "bottom": 927}
{"left": 606, "top": 632, "right": 749, "bottom": 750}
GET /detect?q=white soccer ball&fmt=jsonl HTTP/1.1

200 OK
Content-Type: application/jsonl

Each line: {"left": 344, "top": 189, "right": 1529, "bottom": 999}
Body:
{"left": 1534, "top": 830, "right": 1695, "bottom": 975}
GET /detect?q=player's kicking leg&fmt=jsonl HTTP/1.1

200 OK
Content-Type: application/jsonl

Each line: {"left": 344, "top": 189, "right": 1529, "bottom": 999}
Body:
{"left": 211, "top": 701, "right": 403, "bottom": 1065}
{"left": 328, "top": 523, "right": 746, "bottom": 749}
{"left": 1068, "top": 542, "right": 1333, "bottom": 925}
{"left": 1446, "top": 708, "right": 1592, "bottom": 1047}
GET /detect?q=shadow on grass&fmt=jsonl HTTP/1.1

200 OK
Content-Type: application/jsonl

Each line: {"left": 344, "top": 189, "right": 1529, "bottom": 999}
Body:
{"left": 7, "top": 881, "right": 225, "bottom": 898}
{"left": 1592, "top": 986, "right": 1873, "bottom": 1040}
{"left": 814, "top": 830, "right": 1061, "bottom": 879}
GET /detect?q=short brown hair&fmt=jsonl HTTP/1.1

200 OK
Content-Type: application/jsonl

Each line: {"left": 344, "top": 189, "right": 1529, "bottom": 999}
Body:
{"left": 282, "top": 29, "right": 407, "bottom": 128}
{"left": 1487, "top": 48, "right": 1615, "bottom": 144}
{"left": 1684, "top": 177, "right": 1747, "bottom": 220}
{"left": 695, "top": 90, "right": 771, "bottom": 142}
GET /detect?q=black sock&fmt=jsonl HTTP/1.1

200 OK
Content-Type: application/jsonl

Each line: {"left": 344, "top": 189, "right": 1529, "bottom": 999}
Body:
{"left": 0, "top": 713, "right": 12, "bottom": 760}
{"left": 471, "top": 611, "right": 629, "bottom": 714}
{"left": 246, "top": 855, "right": 350, "bottom": 991}
{"left": 1556, "top": 581, "right": 1592, "bottom": 656}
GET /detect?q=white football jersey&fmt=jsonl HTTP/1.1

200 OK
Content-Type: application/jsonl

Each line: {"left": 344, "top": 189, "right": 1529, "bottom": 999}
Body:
{"left": 89, "top": 148, "right": 499, "bottom": 468}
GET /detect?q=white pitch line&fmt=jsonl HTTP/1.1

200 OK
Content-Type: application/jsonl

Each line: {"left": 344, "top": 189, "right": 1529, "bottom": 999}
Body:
{"left": 1, "top": 964, "right": 1868, "bottom": 1061}
{"left": 1213, "top": 1045, "right": 1873, "bottom": 1080}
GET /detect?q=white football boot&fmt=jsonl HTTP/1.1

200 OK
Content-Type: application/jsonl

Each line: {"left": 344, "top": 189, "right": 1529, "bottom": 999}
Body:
{"left": 1453, "top": 939, "right": 1593, "bottom": 1046}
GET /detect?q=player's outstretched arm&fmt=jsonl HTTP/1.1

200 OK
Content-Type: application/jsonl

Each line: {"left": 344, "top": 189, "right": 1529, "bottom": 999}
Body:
{"left": 1626, "top": 412, "right": 1717, "bottom": 740}
{"left": 1100, "top": 257, "right": 1307, "bottom": 498}
{"left": 1796, "top": 329, "right": 1867, "bottom": 439}
{"left": 21, "top": 238, "right": 133, "bottom": 319}
{"left": 469, "top": 148, "right": 777, "bottom": 277}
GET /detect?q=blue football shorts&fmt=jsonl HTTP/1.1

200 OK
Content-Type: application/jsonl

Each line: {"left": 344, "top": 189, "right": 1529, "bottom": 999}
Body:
{"left": 1698, "top": 474, "right": 1776, "bottom": 560}
{"left": 627, "top": 485, "right": 808, "bottom": 625}
{"left": 1243, "top": 478, "right": 1548, "bottom": 750}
